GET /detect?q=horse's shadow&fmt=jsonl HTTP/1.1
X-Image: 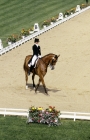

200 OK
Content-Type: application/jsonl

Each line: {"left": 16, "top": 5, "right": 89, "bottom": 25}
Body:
{"left": 27, "top": 83, "right": 60, "bottom": 95}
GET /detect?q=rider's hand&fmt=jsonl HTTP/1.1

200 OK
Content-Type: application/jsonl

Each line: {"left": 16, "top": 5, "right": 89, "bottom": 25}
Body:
{"left": 38, "top": 55, "right": 41, "bottom": 58}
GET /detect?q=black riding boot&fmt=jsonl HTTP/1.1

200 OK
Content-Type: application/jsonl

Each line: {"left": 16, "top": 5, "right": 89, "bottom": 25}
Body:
{"left": 28, "top": 65, "right": 34, "bottom": 75}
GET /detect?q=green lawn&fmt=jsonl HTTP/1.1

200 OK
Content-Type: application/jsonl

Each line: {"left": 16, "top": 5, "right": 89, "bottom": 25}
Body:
{"left": 0, "top": 0, "right": 87, "bottom": 47}
{"left": 0, "top": 116, "right": 90, "bottom": 140}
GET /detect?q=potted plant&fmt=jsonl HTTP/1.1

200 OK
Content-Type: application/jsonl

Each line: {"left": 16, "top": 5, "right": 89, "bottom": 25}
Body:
{"left": 28, "top": 27, "right": 34, "bottom": 34}
{"left": 51, "top": 17, "right": 56, "bottom": 24}
{"left": 64, "top": 10, "right": 70, "bottom": 17}
{"left": 7, "top": 34, "right": 18, "bottom": 45}
{"left": 27, "top": 106, "right": 60, "bottom": 126}
{"left": 70, "top": 8, "right": 76, "bottom": 14}
{"left": 80, "top": 4, "right": 87, "bottom": 9}
{"left": 42, "top": 20, "right": 51, "bottom": 28}
{"left": 21, "top": 29, "right": 29, "bottom": 38}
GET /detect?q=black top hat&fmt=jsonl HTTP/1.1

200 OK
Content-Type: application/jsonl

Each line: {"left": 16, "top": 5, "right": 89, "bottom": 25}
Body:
{"left": 34, "top": 38, "right": 40, "bottom": 43}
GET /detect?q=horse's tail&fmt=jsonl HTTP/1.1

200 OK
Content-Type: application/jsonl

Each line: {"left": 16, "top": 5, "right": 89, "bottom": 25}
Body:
{"left": 23, "top": 55, "right": 32, "bottom": 72}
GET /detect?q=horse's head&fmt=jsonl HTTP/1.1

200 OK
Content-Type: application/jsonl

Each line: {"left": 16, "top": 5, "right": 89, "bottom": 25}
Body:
{"left": 49, "top": 54, "right": 60, "bottom": 70}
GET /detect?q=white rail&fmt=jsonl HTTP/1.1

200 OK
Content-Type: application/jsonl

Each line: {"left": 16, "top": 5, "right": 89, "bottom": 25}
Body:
{"left": 60, "top": 111, "right": 90, "bottom": 121}
{"left": 0, "top": 108, "right": 29, "bottom": 118}
{"left": 0, "top": 6, "right": 90, "bottom": 56}
{"left": 0, "top": 108, "right": 90, "bottom": 121}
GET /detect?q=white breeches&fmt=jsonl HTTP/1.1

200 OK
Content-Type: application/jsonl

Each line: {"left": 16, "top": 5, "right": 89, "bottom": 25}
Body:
{"left": 31, "top": 55, "right": 38, "bottom": 66}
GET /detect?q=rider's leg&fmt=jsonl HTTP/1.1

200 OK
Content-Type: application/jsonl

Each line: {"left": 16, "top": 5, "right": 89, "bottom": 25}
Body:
{"left": 28, "top": 55, "right": 37, "bottom": 75}
{"left": 28, "top": 65, "right": 34, "bottom": 75}
{"left": 31, "top": 55, "right": 37, "bottom": 66}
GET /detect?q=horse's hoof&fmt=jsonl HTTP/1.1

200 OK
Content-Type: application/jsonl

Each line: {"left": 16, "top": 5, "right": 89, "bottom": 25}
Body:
{"left": 35, "top": 90, "right": 39, "bottom": 93}
{"left": 45, "top": 93, "right": 49, "bottom": 96}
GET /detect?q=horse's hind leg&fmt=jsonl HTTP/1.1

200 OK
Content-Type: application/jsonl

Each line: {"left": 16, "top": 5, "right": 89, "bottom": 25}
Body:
{"left": 32, "top": 74, "right": 36, "bottom": 89}
{"left": 25, "top": 71, "right": 28, "bottom": 89}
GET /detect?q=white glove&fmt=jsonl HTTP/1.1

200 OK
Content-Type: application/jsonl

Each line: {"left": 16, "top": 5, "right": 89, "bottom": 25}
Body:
{"left": 38, "top": 55, "right": 41, "bottom": 58}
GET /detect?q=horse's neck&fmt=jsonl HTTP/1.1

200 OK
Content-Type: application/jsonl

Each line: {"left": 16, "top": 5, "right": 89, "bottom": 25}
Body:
{"left": 42, "top": 54, "right": 53, "bottom": 66}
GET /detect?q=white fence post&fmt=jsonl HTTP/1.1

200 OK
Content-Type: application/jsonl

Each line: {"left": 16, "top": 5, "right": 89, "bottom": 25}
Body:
{"left": 0, "top": 39, "right": 3, "bottom": 50}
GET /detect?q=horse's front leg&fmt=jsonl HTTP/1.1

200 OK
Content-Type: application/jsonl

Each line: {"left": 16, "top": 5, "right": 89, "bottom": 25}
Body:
{"left": 35, "top": 75, "right": 48, "bottom": 95}
{"left": 32, "top": 74, "right": 35, "bottom": 89}
{"left": 35, "top": 78, "right": 41, "bottom": 93}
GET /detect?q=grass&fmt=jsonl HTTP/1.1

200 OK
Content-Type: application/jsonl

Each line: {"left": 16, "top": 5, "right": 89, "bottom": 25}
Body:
{"left": 0, "top": 116, "right": 90, "bottom": 140}
{"left": 0, "top": 0, "right": 87, "bottom": 47}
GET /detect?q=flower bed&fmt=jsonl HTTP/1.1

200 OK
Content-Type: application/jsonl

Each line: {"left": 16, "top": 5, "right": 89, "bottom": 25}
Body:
{"left": 51, "top": 17, "right": 56, "bottom": 22}
{"left": 42, "top": 20, "right": 51, "bottom": 27}
{"left": 7, "top": 34, "right": 18, "bottom": 44}
{"left": 27, "top": 106, "right": 60, "bottom": 126}
{"left": 21, "top": 29, "right": 29, "bottom": 37}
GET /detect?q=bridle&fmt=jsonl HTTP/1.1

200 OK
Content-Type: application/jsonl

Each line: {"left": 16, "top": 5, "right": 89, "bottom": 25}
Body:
{"left": 49, "top": 55, "right": 58, "bottom": 70}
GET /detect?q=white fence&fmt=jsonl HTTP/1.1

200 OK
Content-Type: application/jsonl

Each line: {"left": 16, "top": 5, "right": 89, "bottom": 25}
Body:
{"left": 0, "top": 6, "right": 90, "bottom": 56}
{"left": 0, "top": 108, "right": 29, "bottom": 117}
{"left": 60, "top": 111, "right": 90, "bottom": 121}
{"left": 0, "top": 108, "right": 90, "bottom": 121}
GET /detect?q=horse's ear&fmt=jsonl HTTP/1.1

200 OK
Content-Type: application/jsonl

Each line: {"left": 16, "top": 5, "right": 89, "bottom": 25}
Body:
{"left": 54, "top": 55, "right": 60, "bottom": 59}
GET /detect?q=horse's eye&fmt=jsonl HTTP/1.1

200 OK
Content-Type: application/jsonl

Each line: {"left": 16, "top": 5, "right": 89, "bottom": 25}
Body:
{"left": 52, "top": 59, "right": 56, "bottom": 63}
{"left": 52, "top": 59, "right": 54, "bottom": 63}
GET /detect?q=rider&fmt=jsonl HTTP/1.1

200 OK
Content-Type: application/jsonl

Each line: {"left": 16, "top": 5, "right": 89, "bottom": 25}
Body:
{"left": 28, "top": 38, "right": 41, "bottom": 75}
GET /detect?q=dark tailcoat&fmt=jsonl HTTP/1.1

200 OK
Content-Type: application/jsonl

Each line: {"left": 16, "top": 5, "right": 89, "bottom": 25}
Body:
{"left": 28, "top": 44, "right": 41, "bottom": 64}
{"left": 32, "top": 44, "right": 41, "bottom": 56}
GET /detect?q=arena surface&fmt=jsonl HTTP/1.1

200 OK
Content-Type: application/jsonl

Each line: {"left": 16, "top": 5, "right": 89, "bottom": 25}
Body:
{"left": 0, "top": 9, "right": 90, "bottom": 112}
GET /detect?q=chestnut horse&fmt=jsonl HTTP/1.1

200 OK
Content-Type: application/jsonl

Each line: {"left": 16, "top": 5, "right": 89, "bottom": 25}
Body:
{"left": 23, "top": 53, "right": 60, "bottom": 95}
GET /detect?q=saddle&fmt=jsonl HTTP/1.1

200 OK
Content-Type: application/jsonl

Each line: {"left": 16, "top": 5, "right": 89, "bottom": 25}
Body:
{"left": 34, "top": 58, "right": 39, "bottom": 68}
{"left": 28, "top": 57, "right": 39, "bottom": 68}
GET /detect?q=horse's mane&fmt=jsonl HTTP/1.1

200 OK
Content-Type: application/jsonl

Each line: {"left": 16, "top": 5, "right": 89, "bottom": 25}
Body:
{"left": 42, "top": 53, "right": 55, "bottom": 58}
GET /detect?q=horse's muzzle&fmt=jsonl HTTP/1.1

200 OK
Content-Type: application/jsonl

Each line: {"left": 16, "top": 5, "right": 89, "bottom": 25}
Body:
{"left": 51, "top": 66, "right": 54, "bottom": 70}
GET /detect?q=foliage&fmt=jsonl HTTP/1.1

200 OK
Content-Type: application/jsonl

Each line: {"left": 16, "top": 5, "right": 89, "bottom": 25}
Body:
{"left": 70, "top": 8, "right": 76, "bottom": 13}
{"left": 80, "top": 3, "right": 87, "bottom": 9}
{"left": 21, "top": 29, "right": 29, "bottom": 36}
{"left": 64, "top": 10, "right": 71, "bottom": 17}
{"left": 42, "top": 20, "right": 51, "bottom": 27}
{"left": 51, "top": 17, "right": 56, "bottom": 22}
{"left": 29, "top": 27, "right": 34, "bottom": 31}
{"left": 27, "top": 106, "right": 60, "bottom": 126}
{"left": 7, "top": 34, "right": 18, "bottom": 43}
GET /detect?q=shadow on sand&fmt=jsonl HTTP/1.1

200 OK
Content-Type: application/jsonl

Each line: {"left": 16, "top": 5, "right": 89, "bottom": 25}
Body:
{"left": 27, "top": 83, "right": 60, "bottom": 95}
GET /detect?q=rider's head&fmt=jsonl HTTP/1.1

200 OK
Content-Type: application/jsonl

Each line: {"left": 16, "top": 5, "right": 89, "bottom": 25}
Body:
{"left": 34, "top": 38, "right": 40, "bottom": 43}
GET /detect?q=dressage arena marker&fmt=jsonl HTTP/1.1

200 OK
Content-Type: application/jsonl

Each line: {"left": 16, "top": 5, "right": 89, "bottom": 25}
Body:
{"left": 75, "top": 5, "right": 81, "bottom": 12}
{"left": 0, "top": 108, "right": 90, "bottom": 121}
{"left": 34, "top": 23, "right": 40, "bottom": 32}
{"left": 0, "top": 6, "right": 90, "bottom": 56}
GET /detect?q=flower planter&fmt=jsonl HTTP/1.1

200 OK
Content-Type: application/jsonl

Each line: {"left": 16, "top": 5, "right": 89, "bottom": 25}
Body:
{"left": 8, "top": 41, "right": 12, "bottom": 45}
{"left": 51, "top": 22, "right": 53, "bottom": 25}
{"left": 65, "top": 15, "right": 68, "bottom": 18}
{"left": 27, "top": 106, "right": 60, "bottom": 126}
{"left": 43, "top": 25, "right": 46, "bottom": 29}
{"left": 30, "top": 31, "right": 34, "bottom": 34}
{"left": 22, "top": 36, "right": 25, "bottom": 39}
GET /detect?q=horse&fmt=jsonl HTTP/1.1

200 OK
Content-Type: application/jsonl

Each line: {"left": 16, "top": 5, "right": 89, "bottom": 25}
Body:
{"left": 23, "top": 53, "right": 60, "bottom": 95}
